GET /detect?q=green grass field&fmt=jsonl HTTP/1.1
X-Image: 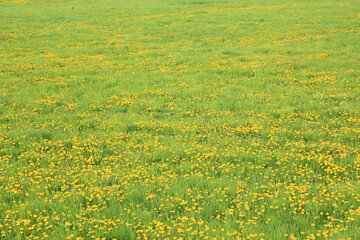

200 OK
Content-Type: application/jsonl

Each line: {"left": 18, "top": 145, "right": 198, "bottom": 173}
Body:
{"left": 1, "top": 0, "right": 360, "bottom": 239}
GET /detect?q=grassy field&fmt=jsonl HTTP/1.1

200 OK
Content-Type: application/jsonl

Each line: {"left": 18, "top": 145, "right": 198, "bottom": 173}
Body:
{"left": 1, "top": 0, "right": 360, "bottom": 239}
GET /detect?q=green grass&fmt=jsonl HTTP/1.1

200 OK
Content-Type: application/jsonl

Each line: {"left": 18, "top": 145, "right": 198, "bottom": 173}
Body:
{"left": 0, "top": 0, "right": 360, "bottom": 239}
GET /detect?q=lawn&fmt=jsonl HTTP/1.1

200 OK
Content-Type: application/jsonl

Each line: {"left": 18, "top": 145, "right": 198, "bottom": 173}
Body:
{"left": 0, "top": 0, "right": 359, "bottom": 239}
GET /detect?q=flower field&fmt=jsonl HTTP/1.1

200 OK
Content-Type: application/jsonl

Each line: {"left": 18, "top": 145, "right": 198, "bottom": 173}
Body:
{"left": 0, "top": 0, "right": 359, "bottom": 239}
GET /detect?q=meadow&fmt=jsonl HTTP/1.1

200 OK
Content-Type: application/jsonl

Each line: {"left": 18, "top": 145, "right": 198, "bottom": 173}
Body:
{"left": 0, "top": 0, "right": 359, "bottom": 239}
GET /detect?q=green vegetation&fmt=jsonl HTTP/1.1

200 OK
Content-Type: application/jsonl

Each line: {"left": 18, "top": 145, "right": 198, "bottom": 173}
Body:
{"left": 0, "top": 0, "right": 359, "bottom": 239}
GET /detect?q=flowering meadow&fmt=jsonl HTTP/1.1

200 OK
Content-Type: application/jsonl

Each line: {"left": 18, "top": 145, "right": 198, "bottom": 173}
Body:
{"left": 0, "top": 0, "right": 359, "bottom": 239}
